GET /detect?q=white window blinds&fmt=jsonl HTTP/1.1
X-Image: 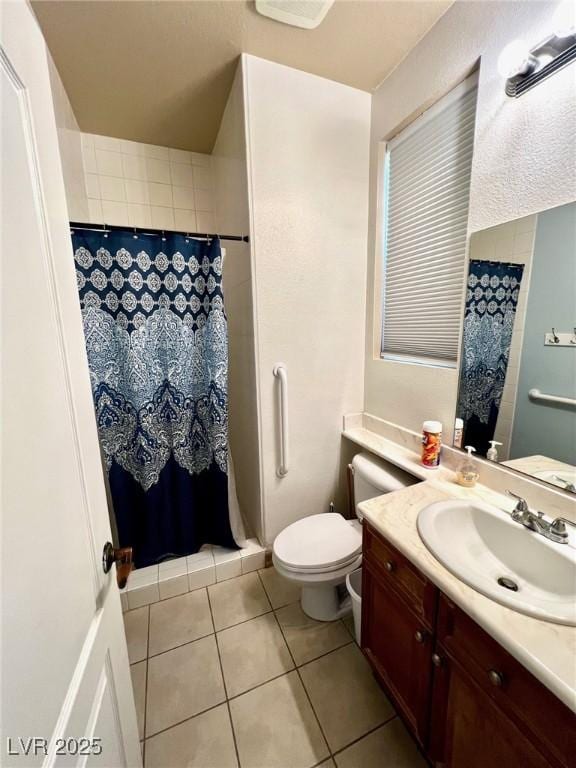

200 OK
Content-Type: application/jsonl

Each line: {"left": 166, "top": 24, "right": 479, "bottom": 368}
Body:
{"left": 380, "top": 74, "right": 478, "bottom": 367}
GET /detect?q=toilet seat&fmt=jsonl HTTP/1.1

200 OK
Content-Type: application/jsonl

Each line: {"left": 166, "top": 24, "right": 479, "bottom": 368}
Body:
{"left": 273, "top": 513, "right": 362, "bottom": 574}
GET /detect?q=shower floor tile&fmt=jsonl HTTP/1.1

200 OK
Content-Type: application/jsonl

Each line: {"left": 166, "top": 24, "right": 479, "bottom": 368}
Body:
{"left": 126, "top": 568, "right": 412, "bottom": 768}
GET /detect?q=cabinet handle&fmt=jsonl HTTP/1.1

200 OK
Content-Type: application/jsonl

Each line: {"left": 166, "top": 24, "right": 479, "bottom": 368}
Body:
{"left": 432, "top": 653, "right": 442, "bottom": 667}
{"left": 385, "top": 561, "right": 395, "bottom": 572}
{"left": 488, "top": 669, "right": 504, "bottom": 687}
{"left": 414, "top": 630, "right": 425, "bottom": 643}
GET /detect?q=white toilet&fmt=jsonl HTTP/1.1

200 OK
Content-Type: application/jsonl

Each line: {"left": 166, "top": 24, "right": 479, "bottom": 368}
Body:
{"left": 272, "top": 452, "right": 417, "bottom": 621}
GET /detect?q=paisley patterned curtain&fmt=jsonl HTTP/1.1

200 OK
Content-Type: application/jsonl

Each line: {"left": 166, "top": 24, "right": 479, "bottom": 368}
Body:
{"left": 72, "top": 230, "right": 237, "bottom": 567}
{"left": 456, "top": 260, "right": 524, "bottom": 456}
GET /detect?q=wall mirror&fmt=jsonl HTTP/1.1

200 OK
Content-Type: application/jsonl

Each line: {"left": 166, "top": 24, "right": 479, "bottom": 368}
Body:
{"left": 454, "top": 201, "right": 576, "bottom": 493}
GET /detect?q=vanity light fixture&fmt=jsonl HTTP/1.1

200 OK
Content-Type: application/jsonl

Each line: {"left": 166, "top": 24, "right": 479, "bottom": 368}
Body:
{"left": 498, "top": 3, "right": 576, "bottom": 97}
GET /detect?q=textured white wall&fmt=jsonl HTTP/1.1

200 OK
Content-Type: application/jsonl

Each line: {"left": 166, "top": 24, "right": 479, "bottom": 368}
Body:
{"left": 244, "top": 55, "right": 371, "bottom": 545}
{"left": 364, "top": 0, "right": 576, "bottom": 439}
{"left": 212, "top": 64, "right": 263, "bottom": 541}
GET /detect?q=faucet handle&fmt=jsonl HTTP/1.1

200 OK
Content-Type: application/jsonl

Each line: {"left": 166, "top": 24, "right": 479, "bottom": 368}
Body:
{"left": 506, "top": 490, "right": 529, "bottom": 512}
{"left": 550, "top": 517, "right": 575, "bottom": 540}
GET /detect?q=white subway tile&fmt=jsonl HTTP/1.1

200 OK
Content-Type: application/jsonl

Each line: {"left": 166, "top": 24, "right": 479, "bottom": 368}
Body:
{"left": 148, "top": 182, "right": 173, "bottom": 207}
{"left": 125, "top": 179, "right": 150, "bottom": 205}
{"left": 144, "top": 143, "right": 170, "bottom": 160}
{"left": 121, "top": 139, "right": 145, "bottom": 156}
{"left": 87, "top": 198, "right": 103, "bottom": 222}
{"left": 174, "top": 209, "right": 197, "bottom": 231}
{"left": 150, "top": 205, "right": 175, "bottom": 229}
{"left": 82, "top": 145, "right": 98, "bottom": 174}
{"left": 122, "top": 154, "right": 148, "bottom": 181}
{"left": 127, "top": 203, "right": 152, "bottom": 228}
{"left": 94, "top": 134, "right": 122, "bottom": 152}
{"left": 85, "top": 173, "right": 100, "bottom": 199}
{"left": 189, "top": 152, "right": 211, "bottom": 167}
{"left": 241, "top": 552, "right": 266, "bottom": 574}
{"left": 187, "top": 550, "right": 214, "bottom": 572}
{"left": 99, "top": 175, "right": 126, "bottom": 203}
{"left": 128, "top": 564, "right": 159, "bottom": 587}
{"left": 159, "top": 574, "right": 189, "bottom": 600}
{"left": 188, "top": 565, "right": 215, "bottom": 591}
{"left": 172, "top": 185, "right": 195, "bottom": 209}
{"left": 215, "top": 558, "right": 242, "bottom": 581}
{"left": 170, "top": 163, "right": 194, "bottom": 187}
{"left": 96, "top": 149, "right": 124, "bottom": 177}
{"left": 127, "top": 583, "right": 160, "bottom": 609}
{"left": 193, "top": 166, "right": 213, "bottom": 190}
{"left": 80, "top": 133, "right": 95, "bottom": 152}
{"left": 159, "top": 557, "right": 188, "bottom": 578}
{"left": 196, "top": 211, "right": 215, "bottom": 232}
{"left": 195, "top": 189, "right": 213, "bottom": 212}
{"left": 101, "top": 200, "right": 129, "bottom": 225}
{"left": 146, "top": 158, "right": 171, "bottom": 184}
{"left": 169, "top": 147, "right": 192, "bottom": 164}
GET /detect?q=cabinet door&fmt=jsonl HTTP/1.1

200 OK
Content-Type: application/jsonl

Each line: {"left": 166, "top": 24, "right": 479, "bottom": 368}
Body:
{"left": 362, "top": 561, "right": 432, "bottom": 746}
{"left": 429, "top": 652, "right": 554, "bottom": 768}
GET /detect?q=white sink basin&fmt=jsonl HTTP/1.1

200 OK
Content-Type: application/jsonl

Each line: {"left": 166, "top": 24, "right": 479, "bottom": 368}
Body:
{"left": 533, "top": 469, "right": 576, "bottom": 493}
{"left": 417, "top": 500, "right": 576, "bottom": 625}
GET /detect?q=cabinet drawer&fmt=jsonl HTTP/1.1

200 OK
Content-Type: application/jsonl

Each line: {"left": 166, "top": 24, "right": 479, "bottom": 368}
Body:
{"left": 436, "top": 595, "right": 576, "bottom": 767}
{"left": 363, "top": 523, "right": 437, "bottom": 628}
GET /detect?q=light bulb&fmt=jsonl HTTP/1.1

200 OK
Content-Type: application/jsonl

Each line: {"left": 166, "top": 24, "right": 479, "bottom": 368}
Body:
{"left": 552, "top": 0, "right": 576, "bottom": 38}
{"left": 497, "top": 40, "right": 535, "bottom": 79}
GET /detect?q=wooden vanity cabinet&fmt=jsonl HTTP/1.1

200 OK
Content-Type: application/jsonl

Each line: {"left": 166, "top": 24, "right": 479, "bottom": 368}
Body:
{"left": 361, "top": 524, "right": 437, "bottom": 747}
{"left": 362, "top": 522, "right": 575, "bottom": 768}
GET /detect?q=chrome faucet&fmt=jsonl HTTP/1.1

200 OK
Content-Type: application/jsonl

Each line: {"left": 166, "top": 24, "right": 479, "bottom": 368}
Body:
{"left": 506, "top": 491, "right": 575, "bottom": 544}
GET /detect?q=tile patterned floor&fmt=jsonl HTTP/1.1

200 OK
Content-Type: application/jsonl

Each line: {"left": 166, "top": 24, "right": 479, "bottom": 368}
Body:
{"left": 124, "top": 567, "right": 427, "bottom": 768}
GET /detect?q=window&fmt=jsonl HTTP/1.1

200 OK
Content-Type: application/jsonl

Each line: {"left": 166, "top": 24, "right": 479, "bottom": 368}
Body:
{"left": 380, "top": 73, "right": 478, "bottom": 367}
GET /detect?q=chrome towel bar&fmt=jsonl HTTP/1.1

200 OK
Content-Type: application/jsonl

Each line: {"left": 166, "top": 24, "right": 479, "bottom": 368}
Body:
{"left": 529, "top": 388, "right": 576, "bottom": 407}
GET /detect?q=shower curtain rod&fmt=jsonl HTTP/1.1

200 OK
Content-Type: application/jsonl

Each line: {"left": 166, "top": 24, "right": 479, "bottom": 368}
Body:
{"left": 69, "top": 221, "right": 249, "bottom": 243}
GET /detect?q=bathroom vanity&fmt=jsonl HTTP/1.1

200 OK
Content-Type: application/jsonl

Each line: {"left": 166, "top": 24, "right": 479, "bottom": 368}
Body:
{"left": 358, "top": 480, "right": 576, "bottom": 768}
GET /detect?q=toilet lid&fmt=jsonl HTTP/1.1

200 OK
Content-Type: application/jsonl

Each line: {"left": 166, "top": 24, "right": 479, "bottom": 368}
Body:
{"left": 273, "top": 513, "right": 362, "bottom": 573}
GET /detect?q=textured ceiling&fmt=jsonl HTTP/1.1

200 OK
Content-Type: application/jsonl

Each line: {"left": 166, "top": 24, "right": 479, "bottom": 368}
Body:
{"left": 32, "top": 0, "right": 453, "bottom": 153}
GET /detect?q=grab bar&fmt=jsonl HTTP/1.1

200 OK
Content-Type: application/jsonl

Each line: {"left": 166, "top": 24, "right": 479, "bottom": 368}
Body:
{"left": 273, "top": 363, "right": 289, "bottom": 477}
{"left": 529, "top": 388, "right": 576, "bottom": 407}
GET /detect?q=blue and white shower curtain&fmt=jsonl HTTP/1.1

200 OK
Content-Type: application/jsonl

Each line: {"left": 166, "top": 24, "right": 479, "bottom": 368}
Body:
{"left": 456, "top": 260, "right": 524, "bottom": 456}
{"left": 72, "top": 230, "right": 237, "bottom": 567}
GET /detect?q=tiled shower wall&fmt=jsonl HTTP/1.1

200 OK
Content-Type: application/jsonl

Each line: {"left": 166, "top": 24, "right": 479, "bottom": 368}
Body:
{"left": 80, "top": 133, "right": 216, "bottom": 232}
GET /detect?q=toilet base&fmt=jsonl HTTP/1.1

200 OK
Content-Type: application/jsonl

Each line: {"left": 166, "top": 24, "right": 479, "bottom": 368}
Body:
{"left": 301, "top": 582, "right": 352, "bottom": 622}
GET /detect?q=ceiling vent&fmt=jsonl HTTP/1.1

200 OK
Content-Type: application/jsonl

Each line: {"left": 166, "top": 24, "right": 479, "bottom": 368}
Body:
{"left": 255, "top": 0, "right": 335, "bottom": 30}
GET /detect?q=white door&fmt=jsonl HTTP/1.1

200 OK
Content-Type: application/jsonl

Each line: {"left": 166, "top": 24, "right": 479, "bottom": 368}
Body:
{"left": 1, "top": 3, "right": 141, "bottom": 766}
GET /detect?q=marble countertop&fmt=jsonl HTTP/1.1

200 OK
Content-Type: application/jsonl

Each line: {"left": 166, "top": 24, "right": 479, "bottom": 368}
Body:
{"left": 359, "top": 477, "right": 576, "bottom": 713}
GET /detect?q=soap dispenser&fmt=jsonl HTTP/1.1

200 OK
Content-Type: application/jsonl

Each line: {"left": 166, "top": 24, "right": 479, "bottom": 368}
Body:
{"left": 487, "top": 440, "right": 502, "bottom": 462}
{"left": 457, "top": 446, "right": 480, "bottom": 488}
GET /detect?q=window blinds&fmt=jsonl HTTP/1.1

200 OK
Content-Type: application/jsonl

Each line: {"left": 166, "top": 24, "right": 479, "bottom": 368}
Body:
{"left": 380, "top": 75, "right": 478, "bottom": 367}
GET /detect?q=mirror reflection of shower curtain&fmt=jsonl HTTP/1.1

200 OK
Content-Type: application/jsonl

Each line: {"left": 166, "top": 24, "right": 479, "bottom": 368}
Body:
{"left": 456, "top": 260, "right": 524, "bottom": 456}
{"left": 72, "top": 230, "right": 239, "bottom": 568}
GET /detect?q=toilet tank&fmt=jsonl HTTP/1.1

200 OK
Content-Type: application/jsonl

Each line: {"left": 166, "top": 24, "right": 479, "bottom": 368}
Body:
{"left": 352, "top": 452, "right": 417, "bottom": 518}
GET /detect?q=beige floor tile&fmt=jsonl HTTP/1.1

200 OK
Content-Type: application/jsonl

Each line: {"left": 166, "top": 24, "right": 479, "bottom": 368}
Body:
{"left": 145, "top": 704, "right": 237, "bottom": 768}
{"left": 342, "top": 614, "right": 356, "bottom": 642}
{"left": 316, "top": 761, "right": 336, "bottom": 768}
{"left": 149, "top": 589, "right": 213, "bottom": 656}
{"left": 335, "top": 719, "right": 426, "bottom": 768}
{"left": 146, "top": 635, "right": 225, "bottom": 736}
{"left": 258, "top": 567, "right": 300, "bottom": 609}
{"left": 130, "top": 661, "right": 146, "bottom": 741}
{"left": 276, "top": 603, "right": 352, "bottom": 666}
{"left": 218, "top": 613, "right": 294, "bottom": 697}
{"left": 300, "top": 644, "right": 394, "bottom": 752}
{"left": 124, "top": 606, "right": 149, "bottom": 663}
{"left": 230, "top": 671, "right": 329, "bottom": 768}
{"left": 208, "top": 572, "right": 271, "bottom": 631}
